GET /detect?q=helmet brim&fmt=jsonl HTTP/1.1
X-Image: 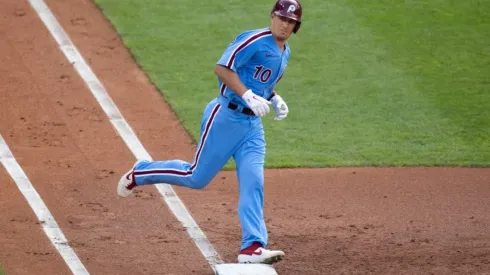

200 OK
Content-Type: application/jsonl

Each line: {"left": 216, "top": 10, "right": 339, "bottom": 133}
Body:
{"left": 273, "top": 10, "right": 301, "bottom": 22}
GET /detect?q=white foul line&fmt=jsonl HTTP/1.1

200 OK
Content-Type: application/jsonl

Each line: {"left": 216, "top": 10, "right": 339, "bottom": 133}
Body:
{"left": 27, "top": 0, "right": 224, "bottom": 271}
{"left": 0, "top": 135, "right": 89, "bottom": 275}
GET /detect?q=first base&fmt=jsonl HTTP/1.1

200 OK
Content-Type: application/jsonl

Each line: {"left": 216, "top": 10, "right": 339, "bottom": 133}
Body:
{"left": 214, "top": 264, "right": 278, "bottom": 275}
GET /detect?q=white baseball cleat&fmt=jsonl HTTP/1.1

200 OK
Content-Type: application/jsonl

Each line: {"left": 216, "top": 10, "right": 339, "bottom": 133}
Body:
{"left": 238, "top": 246, "right": 285, "bottom": 265}
{"left": 117, "top": 160, "right": 144, "bottom": 197}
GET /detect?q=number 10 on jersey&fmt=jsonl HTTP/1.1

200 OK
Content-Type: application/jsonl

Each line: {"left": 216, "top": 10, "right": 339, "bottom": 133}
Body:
{"left": 254, "top": 65, "right": 272, "bottom": 83}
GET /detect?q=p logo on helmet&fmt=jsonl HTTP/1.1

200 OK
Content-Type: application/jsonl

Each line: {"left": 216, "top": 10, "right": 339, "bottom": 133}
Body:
{"left": 271, "top": 0, "right": 303, "bottom": 33}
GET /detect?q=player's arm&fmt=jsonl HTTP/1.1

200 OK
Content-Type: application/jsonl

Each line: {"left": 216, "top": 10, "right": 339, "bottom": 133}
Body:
{"left": 214, "top": 32, "right": 272, "bottom": 117}
{"left": 214, "top": 64, "right": 270, "bottom": 117}
{"left": 214, "top": 65, "right": 248, "bottom": 97}
{"left": 215, "top": 32, "right": 266, "bottom": 97}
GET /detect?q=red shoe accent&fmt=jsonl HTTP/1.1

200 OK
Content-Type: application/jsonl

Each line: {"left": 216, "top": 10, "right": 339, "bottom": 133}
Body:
{"left": 125, "top": 171, "right": 137, "bottom": 190}
{"left": 239, "top": 242, "right": 262, "bottom": 256}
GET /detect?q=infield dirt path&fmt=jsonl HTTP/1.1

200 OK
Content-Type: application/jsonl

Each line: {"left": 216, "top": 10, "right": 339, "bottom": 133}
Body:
{"left": 1, "top": 0, "right": 489, "bottom": 275}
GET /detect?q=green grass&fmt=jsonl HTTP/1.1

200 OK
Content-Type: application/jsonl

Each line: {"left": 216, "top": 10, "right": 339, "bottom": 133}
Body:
{"left": 94, "top": 0, "right": 490, "bottom": 167}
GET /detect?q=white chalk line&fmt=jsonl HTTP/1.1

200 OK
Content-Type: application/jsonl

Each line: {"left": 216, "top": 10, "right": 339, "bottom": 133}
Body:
{"left": 0, "top": 135, "right": 89, "bottom": 275}
{"left": 27, "top": 0, "right": 224, "bottom": 272}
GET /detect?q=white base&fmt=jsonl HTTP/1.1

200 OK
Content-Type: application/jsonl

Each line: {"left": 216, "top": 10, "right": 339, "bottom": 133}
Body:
{"left": 214, "top": 263, "right": 278, "bottom": 275}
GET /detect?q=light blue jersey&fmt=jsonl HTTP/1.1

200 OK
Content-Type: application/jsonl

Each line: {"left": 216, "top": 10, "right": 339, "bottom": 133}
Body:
{"left": 217, "top": 27, "right": 290, "bottom": 105}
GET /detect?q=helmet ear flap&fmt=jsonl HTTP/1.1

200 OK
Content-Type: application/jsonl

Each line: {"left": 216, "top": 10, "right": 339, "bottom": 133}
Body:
{"left": 293, "top": 21, "right": 301, "bottom": 33}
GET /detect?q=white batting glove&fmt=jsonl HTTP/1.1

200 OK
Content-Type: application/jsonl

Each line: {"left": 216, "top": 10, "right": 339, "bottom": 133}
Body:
{"left": 241, "top": 89, "right": 271, "bottom": 117}
{"left": 270, "top": 94, "right": 289, "bottom": 121}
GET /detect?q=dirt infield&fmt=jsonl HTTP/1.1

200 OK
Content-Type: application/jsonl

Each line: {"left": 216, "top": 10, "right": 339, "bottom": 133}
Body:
{"left": 1, "top": 1, "right": 489, "bottom": 275}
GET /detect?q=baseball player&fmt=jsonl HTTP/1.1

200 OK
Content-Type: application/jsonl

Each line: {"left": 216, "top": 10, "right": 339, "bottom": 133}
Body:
{"left": 117, "top": 0, "right": 303, "bottom": 265}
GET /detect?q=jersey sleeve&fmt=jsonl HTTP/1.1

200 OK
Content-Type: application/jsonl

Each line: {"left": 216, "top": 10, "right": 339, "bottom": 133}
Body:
{"left": 216, "top": 30, "right": 270, "bottom": 72}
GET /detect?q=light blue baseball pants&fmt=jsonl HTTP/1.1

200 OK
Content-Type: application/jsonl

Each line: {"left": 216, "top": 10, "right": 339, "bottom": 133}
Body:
{"left": 132, "top": 96, "right": 268, "bottom": 250}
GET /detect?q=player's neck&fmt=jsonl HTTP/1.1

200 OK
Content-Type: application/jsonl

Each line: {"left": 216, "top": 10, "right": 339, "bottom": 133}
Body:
{"left": 272, "top": 36, "right": 286, "bottom": 52}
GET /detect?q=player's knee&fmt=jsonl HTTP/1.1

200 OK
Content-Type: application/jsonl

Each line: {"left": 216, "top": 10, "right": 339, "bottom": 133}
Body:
{"left": 192, "top": 181, "right": 209, "bottom": 190}
{"left": 189, "top": 175, "right": 211, "bottom": 190}
{"left": 251, "top": 180, "right": 264, "bottom": 192}
{"left": 239, "top": 172, "right": 264, "bottom": 192}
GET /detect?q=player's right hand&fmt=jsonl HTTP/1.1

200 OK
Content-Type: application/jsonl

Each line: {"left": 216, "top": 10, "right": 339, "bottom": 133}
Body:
{"left": 241, "top": 89, "right": 271, "bottom": 117}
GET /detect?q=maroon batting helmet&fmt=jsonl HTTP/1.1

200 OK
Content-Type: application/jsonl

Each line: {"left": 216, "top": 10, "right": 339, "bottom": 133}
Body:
{"left": 271, "top": 0, "right": 303, "bottom": 33}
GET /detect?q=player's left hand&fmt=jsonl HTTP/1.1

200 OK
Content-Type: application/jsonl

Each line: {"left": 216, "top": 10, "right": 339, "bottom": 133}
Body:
{"left": 270, "top": 94, "right": 289, "bottom": 121}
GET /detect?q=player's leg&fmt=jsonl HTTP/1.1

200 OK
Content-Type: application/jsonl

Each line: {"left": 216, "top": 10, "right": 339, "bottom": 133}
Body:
{"left": 117, "top": 99, "right": 239, "bottom": 196}
{"left": 134, "top": 99, "right": 236, "bottom": 189}
{"left": 234, "top": 122, "right": 285, "bottom": 264}
{"left": 234, "top": 126, "right": 268, "bottom": 249}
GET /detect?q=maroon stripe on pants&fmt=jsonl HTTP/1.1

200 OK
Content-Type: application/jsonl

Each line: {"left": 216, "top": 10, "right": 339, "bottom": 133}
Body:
{"left": 190, "top": 104, "right": 221, "bottom": 170}
{"left": 132, "top": 104, "right": 221, "bottom": 178}
{"left": 134, "top": 169, "right": 192, "bottom": 176}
